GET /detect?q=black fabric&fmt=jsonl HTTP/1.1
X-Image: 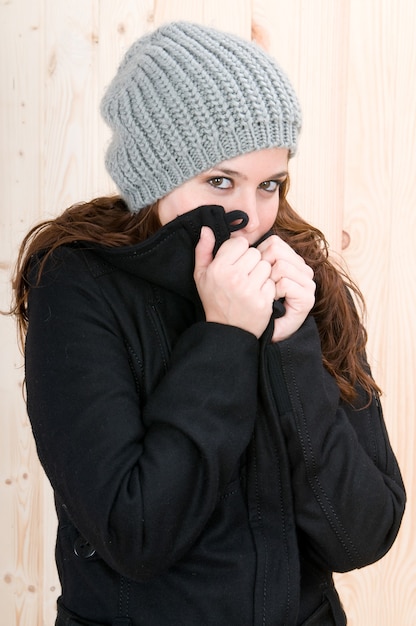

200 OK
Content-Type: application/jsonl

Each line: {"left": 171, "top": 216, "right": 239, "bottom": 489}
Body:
{"left": 299, "top": 599, "right": 335, "bottom": 626}
{"left": 25, "top": 204, "right": 405, "bottom": 625}
{"left": 56, "top": 599, "right": 108, "bottom": 625}
{"left": 56, "top": 602, "right": 132, "bottom": 626}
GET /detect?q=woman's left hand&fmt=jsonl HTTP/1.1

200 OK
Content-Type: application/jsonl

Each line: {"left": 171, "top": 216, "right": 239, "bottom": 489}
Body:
{"left": 257, "top": 234, "right": 316, "bottom": 342}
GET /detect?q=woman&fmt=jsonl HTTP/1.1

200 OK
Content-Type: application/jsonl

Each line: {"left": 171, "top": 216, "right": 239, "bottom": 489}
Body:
{"left": 12, "top": 21, "right": 405, "bottom": 626}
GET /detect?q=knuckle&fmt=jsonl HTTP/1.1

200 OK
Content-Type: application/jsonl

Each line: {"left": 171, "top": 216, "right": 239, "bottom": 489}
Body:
{"left": 259, "top": 259, "right": 272, "bottom": 273}
{"left": 267, "top": 234, "right": 280, "bottom": 246}
{"left": 234, "top": 236, "right": 250, "bottom": 250}
{"left": 247, "top": 247, "right": 261, "bottom": 262}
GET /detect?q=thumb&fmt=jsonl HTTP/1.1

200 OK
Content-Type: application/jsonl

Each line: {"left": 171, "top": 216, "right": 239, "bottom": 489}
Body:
{"left": 194, "top": 226, "right": 215, "bottom": 279}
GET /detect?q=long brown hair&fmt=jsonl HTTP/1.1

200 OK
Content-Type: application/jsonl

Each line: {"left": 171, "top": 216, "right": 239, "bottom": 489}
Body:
{"left": 275, "top": 180, "right": 380, "bottom": 403}
{"left": 11, "top": 181, "right": 380, "bottom": 405}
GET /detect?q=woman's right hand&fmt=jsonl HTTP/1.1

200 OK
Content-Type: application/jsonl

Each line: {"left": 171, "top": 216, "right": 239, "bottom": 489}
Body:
{"left": 194, "top": 226, "right": 276, "bottom": 338}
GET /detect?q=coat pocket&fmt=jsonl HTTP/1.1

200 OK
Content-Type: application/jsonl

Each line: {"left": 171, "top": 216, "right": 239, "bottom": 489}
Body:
{"left": 300, "top": 598, "right": 335, "bottom": 626}
{"left": 56, "top": 600, "right": 132, "bottom": 626}
{"left": 300, "top": 588, "right": 347, "bottom": 626}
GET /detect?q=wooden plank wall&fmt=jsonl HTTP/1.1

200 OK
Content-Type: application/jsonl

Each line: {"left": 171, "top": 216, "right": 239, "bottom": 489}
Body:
{"left": 1, "top": 1, "right": 415, "bottom": 624}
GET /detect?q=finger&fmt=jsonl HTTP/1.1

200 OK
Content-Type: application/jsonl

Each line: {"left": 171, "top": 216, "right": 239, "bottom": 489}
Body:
{"left": 257, "top": 234, "right": 290, "bottom": 257}
{"left": 274, "top": 277, "right": 316, "bottom": 312}
{"left": 231, "top": 246, "right": 264, "bottom": 275}
{"left": 270, "top": 259, "right": 314, "bottom": 286}
{"left": 194, "top": 227, "right": 215, "bottom": 279}
{"left": 247, "top": 258, "right": 272, "bottom": 285}
{"left": 258, "top": 235, "right": 307, "bottom": 271}
{"left": 215, "top": 236, "right": 249, "bottom": 264}
{"left": 213, "top": 239, "right": 263, "bottom": 278}
{"left": 262, "top": 276, "right": 278, "bottom": 303}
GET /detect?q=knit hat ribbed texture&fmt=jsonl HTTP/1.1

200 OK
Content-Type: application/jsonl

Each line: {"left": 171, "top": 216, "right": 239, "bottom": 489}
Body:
{"left": 100, "top": 21, "right": 302, "bottom": 212}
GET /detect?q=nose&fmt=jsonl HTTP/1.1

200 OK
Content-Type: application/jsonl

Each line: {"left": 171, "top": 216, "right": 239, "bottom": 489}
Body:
{"left": 235, "top": 191, "right": 260, "bottom": 233}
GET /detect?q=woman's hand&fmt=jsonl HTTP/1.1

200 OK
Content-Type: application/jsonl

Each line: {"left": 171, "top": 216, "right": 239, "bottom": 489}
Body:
{"left": 194, "top": 227, "right": 276, "bottom": 338}
{"left": 257, "top": 235, "right": 316, "bottom": 342}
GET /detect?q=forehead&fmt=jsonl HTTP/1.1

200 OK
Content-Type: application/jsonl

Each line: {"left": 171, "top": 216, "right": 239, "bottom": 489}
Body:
{"left": 205, "top": 147, "right": 289, "bottom": 176}
{"left": 208, "top": 148, "right": 289, "bottom": 171}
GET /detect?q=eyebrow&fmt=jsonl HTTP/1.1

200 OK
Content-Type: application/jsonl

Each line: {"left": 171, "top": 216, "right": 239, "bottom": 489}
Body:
{"left": 206, "top": 167, "right": 288, "bottom": 180}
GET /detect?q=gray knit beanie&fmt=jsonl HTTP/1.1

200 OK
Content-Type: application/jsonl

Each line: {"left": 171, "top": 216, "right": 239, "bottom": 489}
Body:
{"left": 100, "top": 21, "right": 302, "bottom": 213}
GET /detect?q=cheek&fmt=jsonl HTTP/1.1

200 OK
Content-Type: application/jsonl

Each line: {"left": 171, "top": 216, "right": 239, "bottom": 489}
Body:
{"left": 158, "top": 187, "right": 215, "bottom": 225}
{"left": 262, "top": 200, "right": 280, "bottom": 229}
{"left": 158, "top": 193, "right": 186, "bottom": 225}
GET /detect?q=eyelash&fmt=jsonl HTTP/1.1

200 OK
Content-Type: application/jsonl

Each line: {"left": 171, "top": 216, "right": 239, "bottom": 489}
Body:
{"left": 258, "top": 180, "right": 281, "bottom": 192}
{"left": 207, "top": 177, "right": 283, "bottom": 192}
{"left": 208, "top": 177, "right": 231, "bottom": 189}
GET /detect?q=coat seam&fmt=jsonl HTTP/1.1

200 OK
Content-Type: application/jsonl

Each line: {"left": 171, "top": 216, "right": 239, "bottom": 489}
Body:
{"left": 284, "top": 345, "right": 362, "bottom": 565}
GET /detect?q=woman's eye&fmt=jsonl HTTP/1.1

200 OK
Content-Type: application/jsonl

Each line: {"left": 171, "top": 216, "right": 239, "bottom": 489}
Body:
{"left": 259, "top": 180, "right": 280, "bottom": 192}
{"left": 208, "top": 177, "right": 232, "bottom": 189}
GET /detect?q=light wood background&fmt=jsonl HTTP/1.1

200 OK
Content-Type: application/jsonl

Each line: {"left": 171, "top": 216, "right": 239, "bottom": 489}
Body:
{"left": 1, "top": 1, "right": 415, "bottom": 624}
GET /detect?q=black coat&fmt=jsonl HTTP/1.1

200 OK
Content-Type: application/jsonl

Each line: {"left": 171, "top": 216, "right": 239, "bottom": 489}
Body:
{"left": 25, "top": 205, "right": 405, "bottom": 626}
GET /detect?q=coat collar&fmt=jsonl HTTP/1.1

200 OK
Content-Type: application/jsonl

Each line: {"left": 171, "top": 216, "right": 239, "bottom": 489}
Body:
{"left": 93, "top": 205, "right": 248, "bottom": 304}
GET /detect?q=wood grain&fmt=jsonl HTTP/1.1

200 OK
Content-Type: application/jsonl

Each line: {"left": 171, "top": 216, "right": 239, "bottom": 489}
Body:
{"left": 252, "top": 0, "right": 351, "bottom": 255}
{"left": 338, "top": 1, "right": 416, "bottom": 624}
{"left": 1, "top": 1, "right": 45, "bottom": 623}
{"left": 1, "top": 1, "right": 414, "bottom": 624}
{"left": 153, "top": 0, "right": 251, "bottom": 37}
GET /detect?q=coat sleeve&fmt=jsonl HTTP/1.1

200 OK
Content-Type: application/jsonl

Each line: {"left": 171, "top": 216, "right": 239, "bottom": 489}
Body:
{"left": 263, "top": 315, "right": 406, "bottom": 573}
{"left": 25, "top": 247, "right": 259, "bottom": 580}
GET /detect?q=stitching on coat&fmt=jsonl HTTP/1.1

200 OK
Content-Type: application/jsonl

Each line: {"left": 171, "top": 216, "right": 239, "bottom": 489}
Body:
{"left": 118, "top": 575, "right": 131, "bottom": 618}
{"left": 145, "top": 304, "right": 168, "bottom": 373}
{"left": 252, "top": 435, "right": 269, "bottom": 626}
{"left": 125, "top": 342, "right": 144, "bottom": 395}
{"left": 284, "top": 345, "right": 362, "bottom": 564}
{"left": 272, "top": 440, "right": 291, "bottom": 624}
{"left": 219, "top": 488, "right": 239, "bottom": 501}
{"left": 107, "top": 231, "right": 181, "bottom": 260}
{"left": 118, "top": 575, "right": 124, "bottom": 615}
{"left": 367, "top": 396, "right": 380, "bottom": 465}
